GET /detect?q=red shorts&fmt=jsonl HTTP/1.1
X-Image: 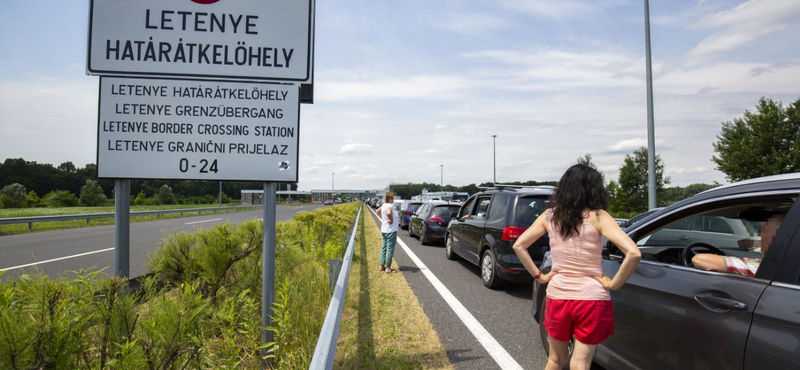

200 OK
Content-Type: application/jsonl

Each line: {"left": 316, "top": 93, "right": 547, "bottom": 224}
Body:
{"left": 544, "top": 297, "right": 614, "bottom": 345}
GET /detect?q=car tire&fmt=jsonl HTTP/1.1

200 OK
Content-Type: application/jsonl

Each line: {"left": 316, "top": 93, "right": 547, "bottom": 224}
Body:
{"left": 481, "top": 249, "right": 504, "bottom": 289}
{"left": 539, "top": 298, "right": 573, "bottom": 370}
{"left": 420, "top": 224, "right": 431, "bottom": 245}
{"left": 445, "top": 234, "right": 459, "bottom": 260}
{"left": 408, "top": 222, "right": 415, "bottom": 237}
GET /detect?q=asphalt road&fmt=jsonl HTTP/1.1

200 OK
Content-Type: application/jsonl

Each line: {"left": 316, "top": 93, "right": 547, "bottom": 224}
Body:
{"left": 0, "top": 204, "right": 325, "bottom": 279}
{"left": 367, "top": 207, "right": 549, "bottom": 370}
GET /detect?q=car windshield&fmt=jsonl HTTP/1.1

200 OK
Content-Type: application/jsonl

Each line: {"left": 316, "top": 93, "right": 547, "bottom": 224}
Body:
{"left": 433, "top": 205, "right": 461, "bottom": 217}
{"left": 516, "top": 196, "right": 551, "bottom": 226}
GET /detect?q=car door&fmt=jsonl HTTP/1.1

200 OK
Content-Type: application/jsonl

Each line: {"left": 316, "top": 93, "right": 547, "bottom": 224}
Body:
{"left": 450, "top": 196, "right": 476, "bottom": 259}
{"left": 462, "top": 196, "right": 492, "bottom": 262}
{"left": 744, "top": 199, "right": 800, "bottom": 370}
{"left": 411, "top": 203, "right": 428, "bottom": 235}
{"left": 596, "top": 194, "right": 796, "bottom": 370}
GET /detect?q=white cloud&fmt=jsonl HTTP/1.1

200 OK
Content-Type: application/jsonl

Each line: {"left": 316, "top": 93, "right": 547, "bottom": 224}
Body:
{"left": 339, "top": 143, "right": 374, "bottom": 154}
{"left": 441, "top": 13, "right": 507, "bottom": 35}
{"left": 317, "top": 74, "right": 472, "bottom": 102}
{"left": 500, "top": 0, "right": 606, "bottom": 20}
{"left": 657, "top": 62, "right": 800, "bottom": 95}
{"left": 687, "top": 0, "right": 800, "bottom": 62}
{"left": 608, "top": 138, "right": 649, "bottom": 153}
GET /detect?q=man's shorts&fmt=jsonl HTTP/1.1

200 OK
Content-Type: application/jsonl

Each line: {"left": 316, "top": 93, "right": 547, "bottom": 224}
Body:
{"left": 544, "top": 297, "right": 614, "bottom": 345}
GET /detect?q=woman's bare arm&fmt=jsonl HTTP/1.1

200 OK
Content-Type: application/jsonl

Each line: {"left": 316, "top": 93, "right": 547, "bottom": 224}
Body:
{"left": 593, "top": 210, "right": 641, "bottom": 290}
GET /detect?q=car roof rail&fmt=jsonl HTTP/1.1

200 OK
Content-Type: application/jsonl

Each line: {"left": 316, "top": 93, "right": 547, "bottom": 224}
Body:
{"left": 488, "top": 183, "right": 557, "bottom": 191}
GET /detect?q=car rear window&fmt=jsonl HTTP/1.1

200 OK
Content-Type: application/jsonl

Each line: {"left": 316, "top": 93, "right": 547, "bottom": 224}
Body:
{"left": 408, "top": 203, "right": 422, "bottom": 211}
{"left": 433, "top": 205, "right": 461, "bottom": 217}
{"left": 516, "top": 196, "right": 551, "bottom": 226}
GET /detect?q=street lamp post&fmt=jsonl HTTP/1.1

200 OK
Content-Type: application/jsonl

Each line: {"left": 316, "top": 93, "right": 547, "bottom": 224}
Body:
{"left": 492, "top": 135, "right": 497, "bottom": 184}
{"left": 440, "top": 165, "right": 443, "bottom": 194}
{"left": 644, "top": 0, "right": 657, "bottom": 210}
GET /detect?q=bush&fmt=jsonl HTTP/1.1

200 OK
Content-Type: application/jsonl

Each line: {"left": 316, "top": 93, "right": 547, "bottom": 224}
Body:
{"left": 0, "top": 202, "right": 361, "bottom": 368}
{"left": 132, "top": 191, "right": 147, "bottom": 206}
{"left": 43, "top": 190, "right": 79, "bottom": 207}
{"left": 0, "top": 183, "right": 27, "bottom": 208}
{"left": 154, "top": 185, "right": 176, "bottom": 205}
{"left": 79, "top": 179, "right": 107, "bottom": 206}
{"left": 26, "top": 191, "right": 40, "bottom": 207}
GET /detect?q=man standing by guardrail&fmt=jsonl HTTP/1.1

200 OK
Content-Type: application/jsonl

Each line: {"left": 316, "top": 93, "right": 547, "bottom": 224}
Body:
{"left": 376, "top": 192, "right": 399, "bottom": 274}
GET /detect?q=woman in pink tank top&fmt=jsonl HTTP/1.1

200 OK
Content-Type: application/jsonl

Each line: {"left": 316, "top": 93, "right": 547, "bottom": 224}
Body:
{"left": 512, "top": 164, "right": 641, "bottom": 370}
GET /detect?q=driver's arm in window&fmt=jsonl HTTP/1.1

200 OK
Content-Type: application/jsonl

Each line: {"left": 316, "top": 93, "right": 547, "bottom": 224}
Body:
{"left": 693, "top": 212, "right": 786, "bottom": 276}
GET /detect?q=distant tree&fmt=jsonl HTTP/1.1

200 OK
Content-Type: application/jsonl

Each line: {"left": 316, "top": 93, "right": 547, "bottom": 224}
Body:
{"left": 133, "top": 191, "right": 147, "bottom": 206}
{"left": 44, "top": 190, "right": 79, "bottom": 207}
{"left": 0, "top": 183, "right": 27, "bottom": 208}
{"left": 27, "top": 191, "right": 40, "bottom": 207}
{"left": 58, "top": 161, "right": 77, "bottom": 174}
{"left": 618, "top": 147, "right": 671, "bottom": 213}
{"left": 79, "top": 179, "right": 107, "bottom": 206}
{"left": 712, "top": 97, "right": 800, "bottom": 181}
{"left": 154, "top": 185, "right": 176, "bottom": 205}
{"left": 577, "top": 153, "right": 605, "bottom": 183}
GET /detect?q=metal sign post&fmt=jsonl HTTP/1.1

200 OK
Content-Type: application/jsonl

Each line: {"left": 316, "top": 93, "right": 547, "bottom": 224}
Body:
{"left": 261, "top": 182, "right": 277, "bottom": 369}
{"left": 114, "top": 179, "right": 131, "bottom": 278}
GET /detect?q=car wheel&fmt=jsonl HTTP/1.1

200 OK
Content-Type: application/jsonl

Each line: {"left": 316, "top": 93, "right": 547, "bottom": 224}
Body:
{"left": 445, "top": 234, "right": 459, "bottom": 260}
{"left": 539, "top": 299, "right": 573, "bottom": 369}
{"left": 420, "top": 224, "right": 431, "bottom": 245}
{"left": 481, "top": 249, "right": 504, "bottom": 289}
{"left": 409, "top": 222, "right": 415, "bottom": 237}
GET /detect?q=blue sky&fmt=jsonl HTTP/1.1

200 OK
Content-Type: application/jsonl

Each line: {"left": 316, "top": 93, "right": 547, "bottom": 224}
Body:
{"left": 1, "top": 0, "right": 799, "bottom": 191}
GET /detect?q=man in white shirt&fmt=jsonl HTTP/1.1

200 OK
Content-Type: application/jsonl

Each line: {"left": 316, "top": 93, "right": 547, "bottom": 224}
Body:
{"left": 376, "top": 192, "right": 399, "bottom": 274}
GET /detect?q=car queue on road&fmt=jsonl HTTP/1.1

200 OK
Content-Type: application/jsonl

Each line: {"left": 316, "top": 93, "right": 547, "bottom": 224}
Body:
{"left": 368, "top": 173, "right": 800, "bottom": 369}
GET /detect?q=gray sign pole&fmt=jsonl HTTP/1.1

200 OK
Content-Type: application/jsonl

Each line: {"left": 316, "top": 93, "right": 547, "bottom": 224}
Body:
{"left": 261, "top": 182, "right": 277, "bottom": 369}
{"left": 114, "top": 179, "right": 130, "bottom": 278}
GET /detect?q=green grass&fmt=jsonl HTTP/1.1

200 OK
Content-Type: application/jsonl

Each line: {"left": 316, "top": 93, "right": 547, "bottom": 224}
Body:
{"left": 0, "top": 204, "right": 259, "bottom": 235}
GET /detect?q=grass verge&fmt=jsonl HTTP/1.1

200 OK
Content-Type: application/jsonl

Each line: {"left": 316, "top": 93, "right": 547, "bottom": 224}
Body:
{"left": 0, "top": 204, "right": 259, "bottom": 235}
{"left": 335, "top": 208, "right": 453, "bottom": 370}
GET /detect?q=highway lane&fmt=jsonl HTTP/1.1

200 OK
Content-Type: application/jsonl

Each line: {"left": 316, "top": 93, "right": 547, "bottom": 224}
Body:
{"left": 0, "top": 204, "right": 325, "bottom": 279}
{"left": 366, "top": 208, "right": 548, "bottom": 370}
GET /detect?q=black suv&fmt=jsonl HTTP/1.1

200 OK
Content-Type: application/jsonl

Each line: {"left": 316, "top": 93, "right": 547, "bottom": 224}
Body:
{"left": 533, "top": 173, "right": 800, "bottom": 369}
{"left": 445, "top": 185, "right": 554, "bottom": 288}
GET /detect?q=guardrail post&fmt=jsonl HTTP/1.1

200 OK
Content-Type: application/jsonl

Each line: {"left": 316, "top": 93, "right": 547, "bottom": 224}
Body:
{"left": 328, "top": 259, "right": 343, "bottom": 294}
{"left": 28, "top": 222, "right": 32, "bottom": 230}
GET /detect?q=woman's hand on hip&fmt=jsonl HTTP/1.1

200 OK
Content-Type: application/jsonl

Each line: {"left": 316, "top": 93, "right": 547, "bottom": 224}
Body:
{"left": 594, "top": 274, "right": 620, "bottom": 290}
{"left": 537, "top": 271, "right": 557, "bottom": 284}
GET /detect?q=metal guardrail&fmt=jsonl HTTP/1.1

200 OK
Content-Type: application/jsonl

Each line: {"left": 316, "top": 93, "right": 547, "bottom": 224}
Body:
{"left": 0, "top": 205, "right": 262, "bottom": 229}
{"left": 309, "top": 205, "right": 362, "bottom": 369}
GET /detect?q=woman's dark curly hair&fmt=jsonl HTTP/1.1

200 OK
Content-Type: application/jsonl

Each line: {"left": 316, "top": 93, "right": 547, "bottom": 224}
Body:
{"left": 550, "top": 164, "right": 608, "bottom": 239}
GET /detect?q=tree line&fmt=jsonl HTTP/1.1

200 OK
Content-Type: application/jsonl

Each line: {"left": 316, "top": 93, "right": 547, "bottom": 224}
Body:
{"left": 0, "top": 158, "right": 297, "bottom": 208}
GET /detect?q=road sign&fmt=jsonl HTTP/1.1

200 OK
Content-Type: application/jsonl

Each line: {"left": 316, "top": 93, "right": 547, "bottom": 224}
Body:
{"left": 96, "top": 77, "right": 299, "bottom": 181}
{"left": 87, "top": 0, "right": 312, "bottom": 82}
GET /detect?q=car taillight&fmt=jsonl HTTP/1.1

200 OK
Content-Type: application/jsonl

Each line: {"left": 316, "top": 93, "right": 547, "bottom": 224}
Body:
{"left": 405, "top": 211, "right": 412, "bottom": 215}
{"left": 737, "top": 238, "right": 755, "bottom": 249}
{"left": 502, "top": 226, "right": 527, "bottom": 241}
{"left": 428, "top": 216, "right": 446, "bottom": 222}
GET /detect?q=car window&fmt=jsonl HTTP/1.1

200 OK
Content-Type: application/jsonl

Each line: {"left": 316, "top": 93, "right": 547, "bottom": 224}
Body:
{"left": 634, "top": 199, "right": 793, "bottom": 276}
{"left": 459, "top": 197, "right": 476, "bottom": 218}
{"left": 473, "top": 197, "right": 492, "bottom": 220}
{"left": 487, "top": 195, "right": 508, "bottom": 222}
{"left": 406, "top": 203, "right": 422, "bottom": 213}
{"left": 433, "top": 205, "right": 461, "bottom": 218}
{"left": 705, "top": 216, "right": 733, "bottom": 234}
{"left": 515, "top": 196, "right": 551, "bottom": 226}
{"left": 417, "top": 204, "right": 429, "bottom": 215}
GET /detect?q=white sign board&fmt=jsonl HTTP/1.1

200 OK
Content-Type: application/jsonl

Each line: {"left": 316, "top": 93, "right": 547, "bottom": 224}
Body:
{"left": 97, "top": 77, "right": 299, "bottom": 181}
{"left": 88, "top": 0, "right": 311, "bottom": 81}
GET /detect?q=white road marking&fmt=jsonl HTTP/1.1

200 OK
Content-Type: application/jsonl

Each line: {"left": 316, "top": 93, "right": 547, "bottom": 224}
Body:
{"left": 0, "top": 248, "right": 115, "bottom": 272}
{"left": 184, "top": 218, "right": 222, "bottom": 225}
{"left": 367, "top": 207, "right": 523, "bottom": 370}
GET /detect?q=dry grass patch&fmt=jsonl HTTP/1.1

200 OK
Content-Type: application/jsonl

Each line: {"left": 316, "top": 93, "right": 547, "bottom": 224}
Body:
{"left": 335, "top": 210, "right": 453, "bottom": 370}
